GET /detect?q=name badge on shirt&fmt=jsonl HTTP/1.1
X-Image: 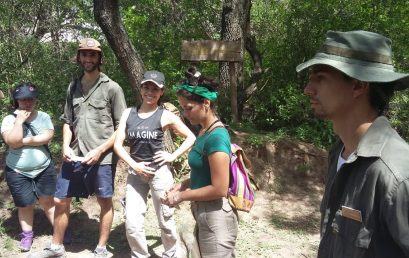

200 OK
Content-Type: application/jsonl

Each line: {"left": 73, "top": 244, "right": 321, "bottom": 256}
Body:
{"left": 341, "top": 206, "right": 362, "bottom": 222}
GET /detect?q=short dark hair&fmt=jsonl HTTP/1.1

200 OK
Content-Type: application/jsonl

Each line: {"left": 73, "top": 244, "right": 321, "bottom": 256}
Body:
{"left": 368, "top": 82, "right": 395, "bottom": 115}
{"left": 341, "top": 73, "right": 395, "bottom": 115}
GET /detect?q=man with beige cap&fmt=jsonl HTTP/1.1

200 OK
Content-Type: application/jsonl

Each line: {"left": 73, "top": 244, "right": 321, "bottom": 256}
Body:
{"left": 297, "top": 30, "right": 409, "bottom": 257}
{"left": 30, "top": 38, "right": 126, "bottom": 257}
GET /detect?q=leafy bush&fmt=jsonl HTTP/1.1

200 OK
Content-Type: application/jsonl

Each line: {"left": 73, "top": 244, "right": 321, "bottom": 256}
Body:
{"left": 389, "top": 89, "right": 409, "bottom": 141}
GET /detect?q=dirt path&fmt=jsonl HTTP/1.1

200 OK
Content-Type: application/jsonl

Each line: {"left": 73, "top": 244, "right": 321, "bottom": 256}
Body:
{"left": 0, "top": 139, "right": 326, "bottom": 257}
{"left": 1, "top": 192, "right": 321, "bottom": 258}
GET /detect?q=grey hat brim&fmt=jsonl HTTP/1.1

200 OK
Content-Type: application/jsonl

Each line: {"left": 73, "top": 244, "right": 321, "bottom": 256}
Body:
{"left": 141, "top": 79, "right": 164, "bottom": 88}
{"left": 296, "top": 53, "right": 409, "bottom": 90}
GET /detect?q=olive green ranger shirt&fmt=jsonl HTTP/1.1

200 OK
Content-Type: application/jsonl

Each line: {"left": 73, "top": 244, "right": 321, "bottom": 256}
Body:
{"left": 318, "top": 116, "right": 409, "bottom": 258}
{"left": 61, "top": 73, "right": 127, "bottom": 165}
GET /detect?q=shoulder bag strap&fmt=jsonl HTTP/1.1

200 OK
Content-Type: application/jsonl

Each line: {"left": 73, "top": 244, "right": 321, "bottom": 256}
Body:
{"left": 69, "top": 79, "right": 77, "bottom": 126}
{"left": 201, "top": 120, "right": 224, "bottom": 157}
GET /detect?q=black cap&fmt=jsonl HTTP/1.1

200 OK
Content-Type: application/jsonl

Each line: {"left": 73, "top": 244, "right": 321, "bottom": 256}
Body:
{"left": 13, "top": 83, "right": 38, "bottom": 100}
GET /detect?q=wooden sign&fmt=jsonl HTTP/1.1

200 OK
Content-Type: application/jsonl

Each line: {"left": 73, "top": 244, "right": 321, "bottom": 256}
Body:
{"left": 181, "top": 40, "right": 242, "bottom": 62}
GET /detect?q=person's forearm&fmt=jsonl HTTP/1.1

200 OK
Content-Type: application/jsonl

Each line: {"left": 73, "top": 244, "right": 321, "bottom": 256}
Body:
{"left": 4, "top": 122, "right": 24, "bottom": 149}
{"left": 95, "top": 130, "right": 117, "bottom": 154}
{"left": 171, "top": 134, "right": 196, "bottom": 160}
{"left": 180, "top": 184, "right": 226, "bottom": 202}
{"left": 22, "top": 131, "right": 53, "bottom": 146}
{"left": 62, "top": 123, "right": 73, "bottom": 148}
{"left": 114, "top": 143, "right": 137, "bottom": 169}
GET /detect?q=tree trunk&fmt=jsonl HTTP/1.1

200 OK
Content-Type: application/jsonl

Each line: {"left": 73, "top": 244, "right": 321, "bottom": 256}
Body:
{"left": 229, "top": 62, "right": 238, "bottom": 123}
{"left": 241, "top": 0, "right": 263, "bottom": 117}
{"left": 220, "top": 0, "right": 261, "bottom": 122}
{"left": 220, "top": 0, "right": 246, "bottom": 123}
{"left": 93, "top": 0, "right": 145, "bottom": 104}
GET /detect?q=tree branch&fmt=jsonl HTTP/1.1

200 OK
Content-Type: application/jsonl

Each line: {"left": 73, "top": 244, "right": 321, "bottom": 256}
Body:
{"left": 94, "top": 0, "right": 145, "bottom": 103}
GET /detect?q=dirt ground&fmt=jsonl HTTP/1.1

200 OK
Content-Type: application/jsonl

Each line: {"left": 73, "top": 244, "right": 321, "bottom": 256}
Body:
{"left": 0, "top": 138, "right": 327, "bottom": 258}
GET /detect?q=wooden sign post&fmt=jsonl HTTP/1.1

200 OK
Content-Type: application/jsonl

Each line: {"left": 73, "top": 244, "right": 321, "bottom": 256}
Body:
{"left": 181, "top": 40, "right": 242, "bottom": 123}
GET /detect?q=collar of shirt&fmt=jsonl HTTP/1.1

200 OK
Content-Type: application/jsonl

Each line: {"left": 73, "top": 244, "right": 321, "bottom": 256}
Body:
{"left": 355, "top": 116, "right": 391, "bottom": 158}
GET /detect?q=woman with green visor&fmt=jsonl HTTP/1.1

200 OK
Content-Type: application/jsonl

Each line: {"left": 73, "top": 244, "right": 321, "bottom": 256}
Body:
{"left": 163, "top": 67, "right": 238, "bottom": 257}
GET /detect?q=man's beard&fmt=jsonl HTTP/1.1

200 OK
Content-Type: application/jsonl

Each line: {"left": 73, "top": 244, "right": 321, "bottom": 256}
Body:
{"left": 82, "top": 62, "right": 99, "bottom": 72}
{"left": 309, "top": 97, "right": 328, "bottom": 119}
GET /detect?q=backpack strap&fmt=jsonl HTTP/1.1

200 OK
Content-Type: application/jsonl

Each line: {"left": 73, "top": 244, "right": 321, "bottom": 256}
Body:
{"left": 231, "top": 143, "right": 259, "bottom": 190}
{"left": 231, "top": 143, "right": 252, "bottom": 169}
{"left": 68, "top": 79, "right": 78, "bottom": 126}
{"left": 201, "top": 123, "right": 225, "bottom": 157}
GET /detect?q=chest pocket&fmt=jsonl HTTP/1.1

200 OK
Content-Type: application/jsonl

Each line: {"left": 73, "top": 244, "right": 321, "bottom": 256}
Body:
{"left": 331, "top": 209, "right": 373, "bottom": 257}
{"left": 72, "top": 98, "right": 83, "bottom": 122}
{"left": 87, "top": 98, "right": 110, "bottom": 122}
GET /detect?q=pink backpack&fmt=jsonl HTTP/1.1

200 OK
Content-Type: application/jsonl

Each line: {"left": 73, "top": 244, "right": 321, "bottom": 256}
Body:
{"left": 228, "top": 143, "right": 258, "bottom": 212}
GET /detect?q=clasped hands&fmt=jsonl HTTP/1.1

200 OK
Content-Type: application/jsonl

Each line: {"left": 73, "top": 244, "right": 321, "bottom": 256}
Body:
{"left": 63, "top": 146, "right": 103, "bottom": 165}
{"left": 161, "top": 183, "right": 182, "bottom": 207}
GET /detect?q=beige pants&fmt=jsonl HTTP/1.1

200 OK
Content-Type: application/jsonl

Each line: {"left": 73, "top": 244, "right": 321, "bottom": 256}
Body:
{"left": 191, "top": 198, "right": 238, "bottom": 258}
{"left": 125, "top": 165, "right": 177, "bottom": 258}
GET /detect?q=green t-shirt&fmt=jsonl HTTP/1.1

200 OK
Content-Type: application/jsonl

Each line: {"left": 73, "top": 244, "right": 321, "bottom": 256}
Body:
{"left": 188, "top": 127, "right": 231, "bottom": 189}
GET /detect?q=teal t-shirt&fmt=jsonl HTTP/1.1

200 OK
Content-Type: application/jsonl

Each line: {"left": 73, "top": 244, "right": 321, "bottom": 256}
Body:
{"left": 1, "top": 111, "right": 53, "bottom": 178}
{"left": 189, "top": 127, "right": 231, "bottom": 189}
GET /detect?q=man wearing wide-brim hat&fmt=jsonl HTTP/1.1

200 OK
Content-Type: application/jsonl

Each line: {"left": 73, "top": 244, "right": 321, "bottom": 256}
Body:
{"left": 297, "top": 30, "right": 409, "bottom": 257}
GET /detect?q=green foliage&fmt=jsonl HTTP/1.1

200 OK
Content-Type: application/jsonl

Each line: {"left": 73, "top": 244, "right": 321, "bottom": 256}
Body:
{"left": 389, "top": 90, "right": 409, "bottom": 140}
{"left": 0, "top": 0, "right": 94, "bottom": 147}
{"left": 245, "top": 134, "right": 269, "bottom": 148}
{"left": 243, "top": 0, "right": 409, "bottom": 146}
{"left": 0, "top": 218, "right": 6, "bottom": 235}
{"left": 168, "top": 134, "right": 191, "bottom": 178}
{"left": 0, "top": 217, "right": 15, "bottom": 252}
{"left": 242, "top": 131, "right": 284, "bottom": 148}
{"left": 72, "top": 197, "right": 83, "bottom": 210}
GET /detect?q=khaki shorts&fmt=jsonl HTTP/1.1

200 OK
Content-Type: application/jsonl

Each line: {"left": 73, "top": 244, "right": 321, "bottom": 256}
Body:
{"left": 191, "top": 197, "right": 238, "bottom": 258}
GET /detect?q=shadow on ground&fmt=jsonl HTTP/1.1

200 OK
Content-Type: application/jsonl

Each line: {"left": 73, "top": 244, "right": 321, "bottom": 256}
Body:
{"left": 2, "top": 208, "right": 53, "bottom": 240}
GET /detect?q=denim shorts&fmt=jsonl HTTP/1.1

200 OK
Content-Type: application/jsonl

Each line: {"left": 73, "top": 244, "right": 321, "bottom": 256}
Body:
{"left": 5, "top": 162, "right": 57, "bottom": 207}
{"left": 55, "top": 161, "right": 116, "bottom": 199}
